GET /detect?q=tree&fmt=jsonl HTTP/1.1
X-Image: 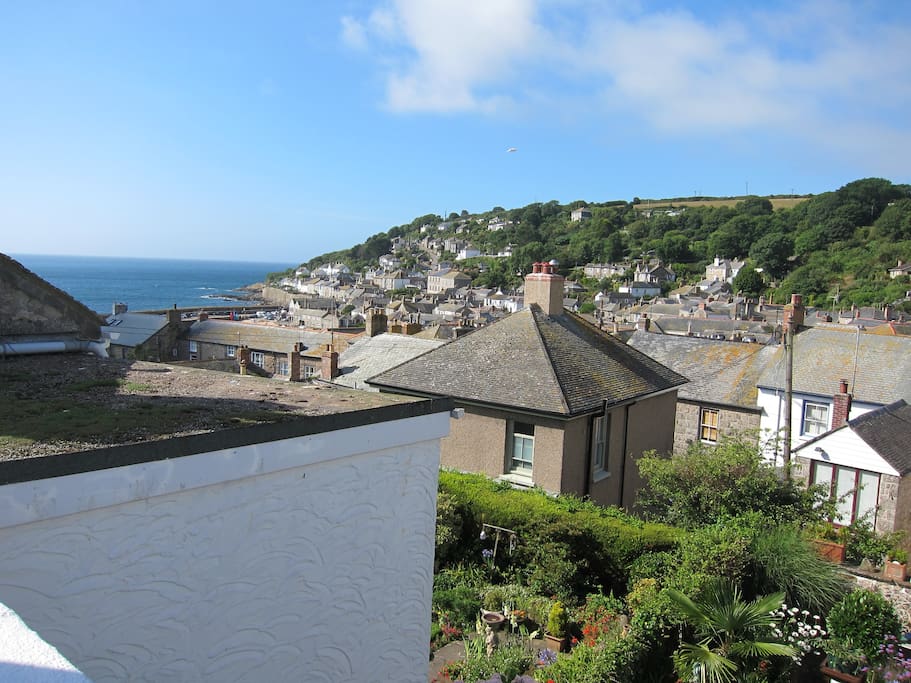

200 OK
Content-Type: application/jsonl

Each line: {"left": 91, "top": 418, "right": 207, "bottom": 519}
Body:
{"left": 658, "top": 231, "right": 691, "bottom": 263}
{"left": 737, "top": 196, "right": 773, "bottom": 216}
{"left": 749, "top": 233, "right": 793, "bottom": 279}
{"left": 636, "top": 436, "right": 827, "bottom": 529}
{"left": 668, "top": 579, "right": 794, "bottom": 683}
{"left": 732, "top": 267, "right": 764, "bottom": 297}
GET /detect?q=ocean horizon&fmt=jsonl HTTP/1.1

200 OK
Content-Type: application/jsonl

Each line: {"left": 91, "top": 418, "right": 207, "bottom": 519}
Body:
{"left": 9, "top": 253, "right": 294, "bottom": 314}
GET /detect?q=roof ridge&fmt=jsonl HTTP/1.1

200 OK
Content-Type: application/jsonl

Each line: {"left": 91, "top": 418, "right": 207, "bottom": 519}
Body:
{"left": 528, "top": 306, "right": 572, "bottom": 415}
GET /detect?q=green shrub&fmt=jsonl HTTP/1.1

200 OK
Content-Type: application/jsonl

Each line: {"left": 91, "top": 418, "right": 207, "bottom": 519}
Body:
{"left": 826, "top": 589, "right": 902, "bottom": 665}
{"left": 451, "top": 633, "right": 535, "bottom": 683}
{"left": 636, "top": 436, "right": 828, "bottom": 528}
{"left": 547, "top": 601, "right": 568, "bottom": 638}
{"left": 842, "top": 519, "right": 904, "bottom": 566}
{"left": 432, "top": 585, "right": 480, "bottom": 632}
{"left": 749, "top": 525, "right": 848, "bottom": 613}
{"left": 439, "top": 470, "right": 681, "bottom": 600}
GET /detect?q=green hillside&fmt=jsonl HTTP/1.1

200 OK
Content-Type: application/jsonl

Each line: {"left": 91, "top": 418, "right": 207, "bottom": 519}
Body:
{"left": 289, "top": 177, "right": 911, "bottom": 309}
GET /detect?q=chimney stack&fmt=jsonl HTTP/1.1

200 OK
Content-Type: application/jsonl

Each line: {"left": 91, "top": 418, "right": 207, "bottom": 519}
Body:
{"left": 636, "top": 313, "right": 651, "bottom": 332}
{"left": 524, "top": 260, "right": 564, "bottom": 315}
{"left": 289, "top": 343, "right": 302, "bottom": 380}
{"left": 113, "top": 302, "right": 128, "bottom": 316}
{"left": 783, "top": 294, "right": 804, "bottom": 333}
{"left": 198, "top": 311, "right": 209, "bottom": 322}
{"left": 366, "top": 309, "right": 387, "bottom": 337}
{"left": 321, "top": 346, "right": 339, "bottom": 379}
{"left": 832, "top": 379, "right": 853, "bottom": 428}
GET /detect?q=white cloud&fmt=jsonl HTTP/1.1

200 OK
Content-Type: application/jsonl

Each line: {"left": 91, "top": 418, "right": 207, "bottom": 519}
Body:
{"left": 344, "top": 0, "right": 540, "bottom": 113}
{"left": 340, "top": 15, "right": 368, "bottom": 51}
{"left": 343, "top": 1, "right": 911, "bottom": 163}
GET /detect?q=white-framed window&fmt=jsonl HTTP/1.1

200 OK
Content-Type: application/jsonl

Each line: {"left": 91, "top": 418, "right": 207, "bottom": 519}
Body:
{"left": 303, "top": 365, "right": 316, "bottom": 379}
{"left": 700, "top": 408, "right": 719, "bottom": 443}
{"left": 225, "top": 345, "right": 236, "bottom": 358}
{"left": 277, "top": 359, "right": 289, "bottom": 376}
{"left": 509, "top": 422, "right": 534, "bottom": 475}
{"left": 250, "top": 351, "right": 265, "bottom": 368}
{"left": 802, "top": 402, "right": 829, "bottom": 437}
{"left": 188, "top": 341, "right": 198, "bottom": 353}
{"left": 812, "top": 462, "right": 880, "bottom": 526}
{"left": 591, "top": 414, "right": 609, "bottom": 472}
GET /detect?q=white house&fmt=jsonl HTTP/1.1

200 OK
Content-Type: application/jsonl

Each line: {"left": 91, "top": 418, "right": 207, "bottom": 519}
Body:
{"left": 792, "top": 400, "right": 911, "bottom": 535}
{"left": 756, "top": 327, "right": 911, "bottom": 461}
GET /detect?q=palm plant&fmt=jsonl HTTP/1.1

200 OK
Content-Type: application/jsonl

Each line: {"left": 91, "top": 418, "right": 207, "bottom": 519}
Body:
{"left": 667, "top": 579, "right": 796, "bottom": 683}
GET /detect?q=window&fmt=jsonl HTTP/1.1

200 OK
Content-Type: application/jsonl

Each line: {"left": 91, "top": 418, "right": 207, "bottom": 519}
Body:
{"left": 699, "top": 408, "right": 719, "bottom": 443}
{"left": 812, "top": 462, "right": 880, "bottom": 525}
{"left": 303, "top": 365, "right": 316, "bottom": 379}
{"left": 802, "top": 402, "right": 829, "bottom": 437}
{"left": 188, "top": 341, "right": 198, "bottom": 353}
{"left": 591, "top": 414, "right": 609, "bottom": 472}
{"left": 277, "top": 359, "right": 289, "bottom": 376}
{"left": 225, "top": 345, "right": 236, "bottom": 358}
{"left": 509, "top": 422, "right": 534, "bottom": 475}
{"left": 250, "top": 351, "right": 265, "bottom": 368}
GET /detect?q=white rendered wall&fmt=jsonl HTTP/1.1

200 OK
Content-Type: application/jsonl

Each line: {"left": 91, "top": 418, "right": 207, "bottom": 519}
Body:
{"left": 0, "top": 412, "right": 448, "bottom": 682}
{"left": 757, "top": 388, "right": 878, "bottom": 461}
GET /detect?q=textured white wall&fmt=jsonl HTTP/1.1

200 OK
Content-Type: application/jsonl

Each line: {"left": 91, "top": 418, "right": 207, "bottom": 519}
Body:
{"left": 0, "top": 414, "right": 447, "bottom": 682}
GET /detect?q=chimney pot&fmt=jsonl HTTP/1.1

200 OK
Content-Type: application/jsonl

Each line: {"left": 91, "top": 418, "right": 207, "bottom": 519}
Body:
{"left": 832, "top": 380, "right": 853, "bottom": 428}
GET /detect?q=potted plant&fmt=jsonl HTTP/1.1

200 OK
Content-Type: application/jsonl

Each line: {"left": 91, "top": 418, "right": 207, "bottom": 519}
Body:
{"left": 810, "top": 522, "right": 847, "bottom": 563}
{"left": 883, "top": 548, "right": 908, "bottom": 582}
{"left": 823, "top": 589, "right": 903, "bottom": 682}
{"left": 545, "top": 601, "right": 569, "bottom": 653}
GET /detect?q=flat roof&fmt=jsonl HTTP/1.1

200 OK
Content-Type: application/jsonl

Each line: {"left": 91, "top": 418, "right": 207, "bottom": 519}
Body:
{"left": 0, "top": 353, "right": 450, "bottom": 483}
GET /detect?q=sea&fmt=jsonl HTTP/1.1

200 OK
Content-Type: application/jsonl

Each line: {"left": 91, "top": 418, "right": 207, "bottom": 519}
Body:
{"left": 9, "top": 254, "right": 294, "bottom": 314}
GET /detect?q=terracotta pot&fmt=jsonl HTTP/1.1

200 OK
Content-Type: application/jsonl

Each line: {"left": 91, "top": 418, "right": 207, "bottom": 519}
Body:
{"left": 819, "top": 663, "right": 865, "bottom": 683}
{"left": 884, "top": 561, "right": 908, "bottom": 582}
{"left": 544, "top": 633, "right": 568, "bottom": 653}
{"left": 812, "top": 539, "right": 846, "bottom": 563}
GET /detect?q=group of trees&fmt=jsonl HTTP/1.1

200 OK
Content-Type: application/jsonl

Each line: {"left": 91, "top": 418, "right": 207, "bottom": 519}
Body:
{"left": 300, "top": 177, "right": 911, "bottom": 308}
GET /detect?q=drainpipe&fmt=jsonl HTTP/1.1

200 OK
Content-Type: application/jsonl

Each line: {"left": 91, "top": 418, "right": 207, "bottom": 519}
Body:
{"left": 617, "top": 403, "right": 631, "bottom": 509}
{"left": 0, "top": 339, "right": 109, "bottom": 358}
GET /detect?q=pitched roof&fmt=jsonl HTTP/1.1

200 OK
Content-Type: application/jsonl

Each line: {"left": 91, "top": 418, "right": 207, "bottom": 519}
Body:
{"left": 333, "top": 333, "right": 446, "bottom": 390}
{"left": 186, "top": 319, "right": 334, "bottom": 353}
{"left": 102, "top": 312, "right": 169, "bottom": 348}
{"left": 626, "top": 331, "right": 776, "bottom": 409}
{"left": 756, "top": 327, "right": 911, "bottom": 404}
{"left": 849, "top": 400, "right": 911, "bottom": 475}
{"left": 369, "top": 306, "right": 686, "bottom": 416}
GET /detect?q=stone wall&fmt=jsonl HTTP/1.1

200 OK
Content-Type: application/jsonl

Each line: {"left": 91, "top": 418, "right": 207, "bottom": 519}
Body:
{"left": 673, "top": 401, "right": 760, "bottom": 455}
{"left": 852, "top": 573, "right": 911, "bottom": 629}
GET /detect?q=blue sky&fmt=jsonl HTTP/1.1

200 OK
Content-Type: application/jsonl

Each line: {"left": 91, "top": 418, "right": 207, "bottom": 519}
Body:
{"left": 2, "top": 1, "right": 910, "bottom": 263}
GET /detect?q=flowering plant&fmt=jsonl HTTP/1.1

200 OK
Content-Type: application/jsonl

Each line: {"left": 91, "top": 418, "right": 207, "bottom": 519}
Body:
{"left": 770, "top": 603, "right": 827, "bottom": 662}
{"left": 861, "top": 634, "right": 911, "bottom": 682}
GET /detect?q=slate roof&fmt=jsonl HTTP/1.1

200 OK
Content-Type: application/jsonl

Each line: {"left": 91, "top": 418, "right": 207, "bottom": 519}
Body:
{"left": 756, "top": 327, "right": 911, "bottom": 405}
{"left": 333, "top": 333, "right": 446, "bottom": 391}
{"left": 102, "top": 312, "right": 169, "bottom": 348}
{"left": 626, "top": 330, "right": 777, "bottom": 409}
{"left": 186, "top": 319, "right": 334, "bottom": 354}
{"left": 850, "top": 400, "right": 911, "bottom": 475}
{"left": 369, "top": 306, "right": 687, "bottom": 417}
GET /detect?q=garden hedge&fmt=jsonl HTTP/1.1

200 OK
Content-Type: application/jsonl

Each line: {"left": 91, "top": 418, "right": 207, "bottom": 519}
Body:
{"left": 439, "top": 470, "right": 683, "bottom": 599}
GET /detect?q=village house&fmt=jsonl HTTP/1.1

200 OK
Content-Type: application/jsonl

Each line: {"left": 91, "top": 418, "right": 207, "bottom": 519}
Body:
{"left": 756, "top": 324, "right": 911, "bottom": 461}
{"left": 705, "top": 256, "right": 745, "bottom": 284}
{"left": 626, "top": 329, "right": 777, "bottom": 454}
{"left": 369, "top": 261, "right": 687, "bottom": 509}
{"left": 570, "top": 206, "right": 592, "bottom": 221}
{"left": 102, "top": 304, "right": 186, "bottom": 361}
{"left": 792, "top": 400, "right": 911, "bottom": 536}
{"left": 426, "top": 267, "right": 472, "bottom": 295}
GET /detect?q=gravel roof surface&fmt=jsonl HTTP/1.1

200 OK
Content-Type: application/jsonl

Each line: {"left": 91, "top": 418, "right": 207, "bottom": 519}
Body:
{"left": 0, "top": 353, "right": 418, "bottom": 461}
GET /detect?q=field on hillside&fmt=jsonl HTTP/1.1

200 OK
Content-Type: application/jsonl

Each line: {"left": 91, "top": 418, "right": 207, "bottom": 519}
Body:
{"left": 634, "top": 196, "right": 809, "bottom": 211}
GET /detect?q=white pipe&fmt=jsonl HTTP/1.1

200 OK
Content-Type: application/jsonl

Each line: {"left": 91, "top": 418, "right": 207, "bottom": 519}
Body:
{"left": 0, "top": 339, "right": 109, "bottom": 358}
